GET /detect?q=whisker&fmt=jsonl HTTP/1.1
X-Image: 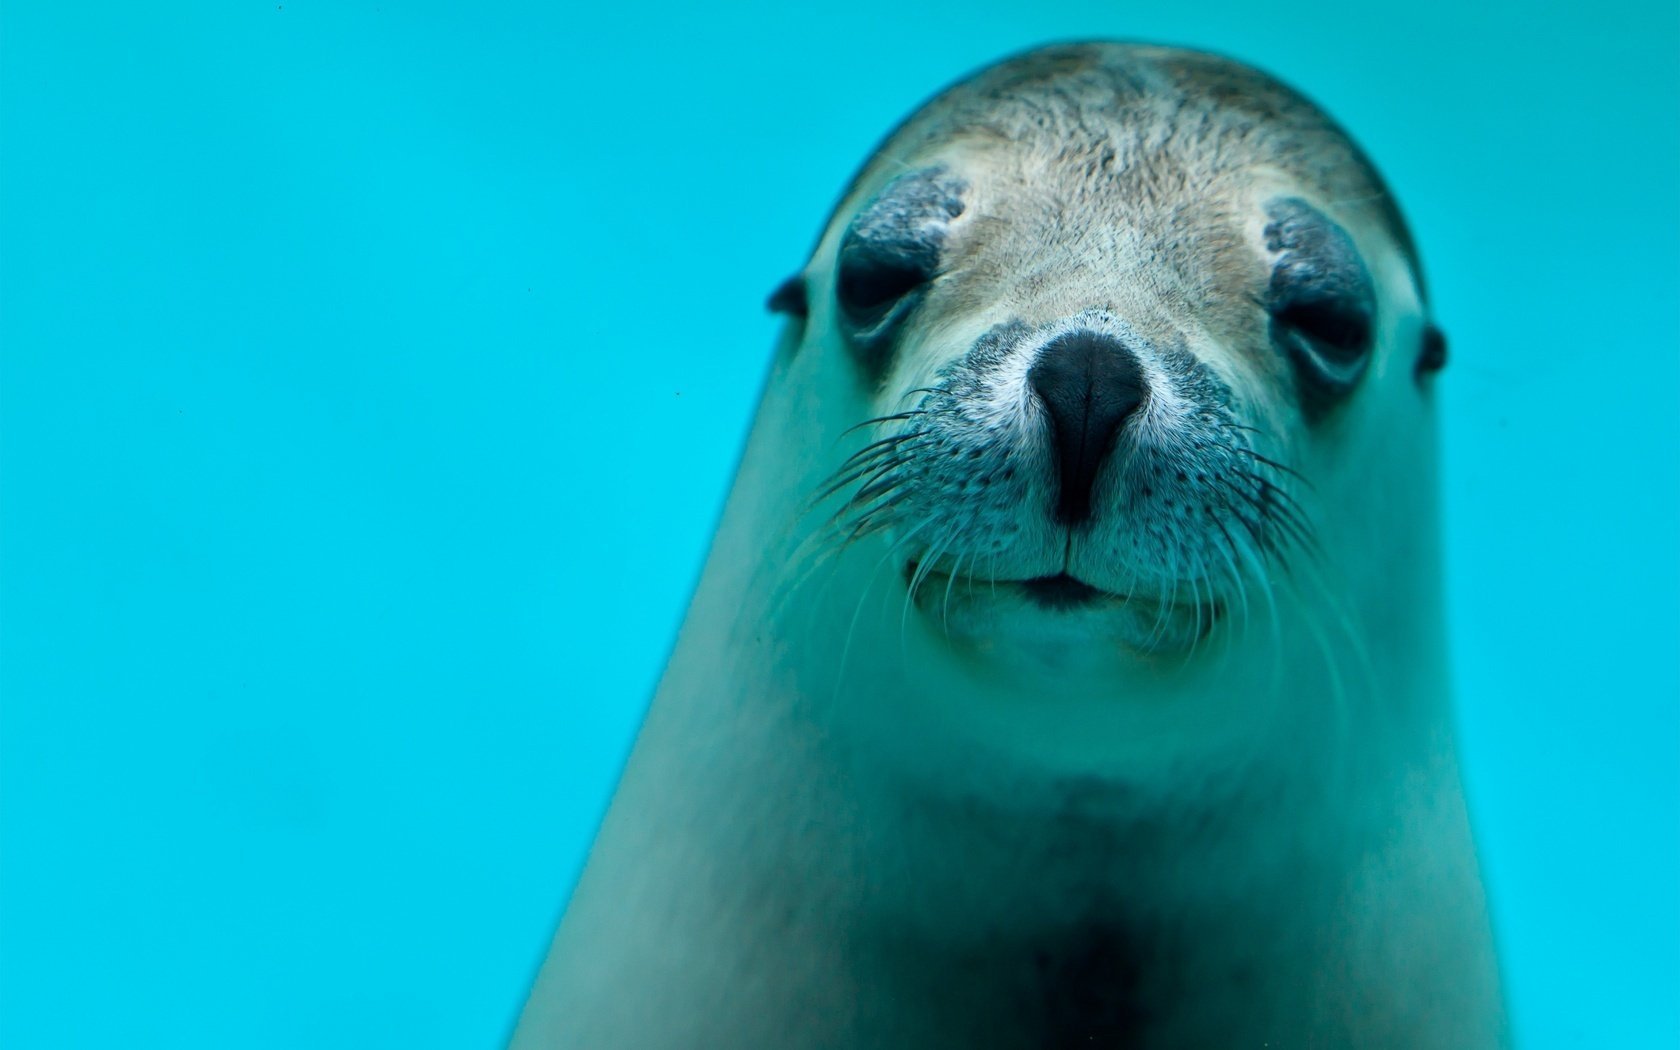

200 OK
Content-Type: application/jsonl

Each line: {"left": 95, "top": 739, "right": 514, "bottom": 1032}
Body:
{"left": 1219, "top": 444, "right": 1313, "bottom": 487}
{"left": 840, "top": 410, "right": 924, "bottom": 437}
{"left": 815, "top": 448, "right": 921, "bottom": 507}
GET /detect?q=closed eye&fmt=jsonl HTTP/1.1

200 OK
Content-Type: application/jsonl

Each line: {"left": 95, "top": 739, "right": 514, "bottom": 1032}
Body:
{"left": 1273, "top": 296, "right": 1371, "bottom": 358}
{"left": 1263, "top": 197, "right": 1377, "bottom": 419}
{"left": 832, "top": 166, "right": 967, "bottom": 381}
{"left": 836, "top": 246, "right": 933, "bottom": 328}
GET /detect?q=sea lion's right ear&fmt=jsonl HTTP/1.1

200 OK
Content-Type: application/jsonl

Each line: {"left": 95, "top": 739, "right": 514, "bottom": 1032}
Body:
{"left": 767, "top": 274, "right": 808, "bottom": 318}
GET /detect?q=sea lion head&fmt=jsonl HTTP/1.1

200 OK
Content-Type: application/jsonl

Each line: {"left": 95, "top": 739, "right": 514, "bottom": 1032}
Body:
{"left": 766, "top": 43, "right": 1445, "bottom": 692}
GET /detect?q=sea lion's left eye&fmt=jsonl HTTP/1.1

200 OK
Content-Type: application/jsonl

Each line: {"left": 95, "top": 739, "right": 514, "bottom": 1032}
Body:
{"left": 1269, "top": 287, "right": 1374, "bottom": 396}
{"left": 1263, "top": 197, "right": 1377, "bottom": 418}
{"left": 1273, "top": 295, "right": 1372, "bottom": 360}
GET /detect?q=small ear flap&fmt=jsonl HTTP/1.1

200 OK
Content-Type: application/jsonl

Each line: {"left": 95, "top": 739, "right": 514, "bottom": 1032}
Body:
{"left": 768, "top": 274, "right": 808, "bottom": 318}
{"left": 1416, "top": 323, "right": 1448, "bottom": 378}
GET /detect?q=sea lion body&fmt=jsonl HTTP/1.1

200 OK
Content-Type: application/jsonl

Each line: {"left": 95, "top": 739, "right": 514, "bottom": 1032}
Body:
{"left": 512, "top": 43, "right": 1506, "bottom": 1049}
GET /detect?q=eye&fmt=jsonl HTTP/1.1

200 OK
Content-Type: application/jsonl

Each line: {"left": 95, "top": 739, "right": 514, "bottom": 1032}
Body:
{"left": 835, "top": 238, "right": 935, "bottom": 329}
{"left": 1262, "top": 197, "right": 1377, "bottom": 418}
{"left": 1273, "top": 295, "right": 1372, "bottom": 360}
{"left": 829, "top": 166, "right": 966, "bottom": 381}
{"left": 1268, "top": 290, "right": 1375, "bottom": 412}
{"left": 1270, "top": 289, "right": 1374, "bottom": 394}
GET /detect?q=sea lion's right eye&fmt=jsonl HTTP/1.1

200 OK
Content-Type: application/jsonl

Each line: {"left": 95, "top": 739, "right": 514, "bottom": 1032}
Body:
{"left": 833, "top": 167, "right": 966, "bottom": 378}
{"left": 835, "top": 236, "right": 936, "bottom": 329}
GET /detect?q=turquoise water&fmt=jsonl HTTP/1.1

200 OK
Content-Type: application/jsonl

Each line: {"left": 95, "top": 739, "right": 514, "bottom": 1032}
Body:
{"left": 2, "top": 2, "right": 1675, "bottom": 1046}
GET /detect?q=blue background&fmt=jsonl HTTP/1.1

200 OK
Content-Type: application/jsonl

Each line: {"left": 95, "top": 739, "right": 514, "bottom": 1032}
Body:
{"left": 2, "top": 2, "right": 1676, "bottom": 1046}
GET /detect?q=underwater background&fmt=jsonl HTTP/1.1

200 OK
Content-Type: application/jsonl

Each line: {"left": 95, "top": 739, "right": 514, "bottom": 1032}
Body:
{"left": 2, "top": 1, "right": 1675, "bottom": 1046}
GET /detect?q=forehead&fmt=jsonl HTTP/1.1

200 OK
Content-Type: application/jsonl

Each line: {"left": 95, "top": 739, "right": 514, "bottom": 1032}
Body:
{"left": 831, "top": 43, "right": 1418, "bottom": 290}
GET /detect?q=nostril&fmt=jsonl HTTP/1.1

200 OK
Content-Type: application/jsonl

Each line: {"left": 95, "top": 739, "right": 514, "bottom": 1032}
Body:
{"left": 1027, "top": 329, "right": 1148, "bottom": 526}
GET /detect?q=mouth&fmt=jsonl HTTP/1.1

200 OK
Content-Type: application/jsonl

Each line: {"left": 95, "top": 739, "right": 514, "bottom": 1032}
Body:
{"left": 1016, "top": 572, "right": 1110, "bottom": 610}
{"left": 912, "top": 569, "right": 1121, "bottom": 613}
{"left": 904, "top": 562, "right": 1222, "bottom": 631}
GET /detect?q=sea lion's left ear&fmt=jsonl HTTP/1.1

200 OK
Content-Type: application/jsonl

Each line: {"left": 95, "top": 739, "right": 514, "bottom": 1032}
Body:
{"left": 768, "top": 274, "right": 808, "bottom": 318}
{"left": 1416, "top": 323, "right": 1448, "bottom": 380}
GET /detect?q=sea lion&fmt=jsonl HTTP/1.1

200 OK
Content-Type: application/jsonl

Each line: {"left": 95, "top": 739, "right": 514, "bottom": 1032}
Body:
{"left": 511, "top": 41, "right": 1506, "bottom": 1049}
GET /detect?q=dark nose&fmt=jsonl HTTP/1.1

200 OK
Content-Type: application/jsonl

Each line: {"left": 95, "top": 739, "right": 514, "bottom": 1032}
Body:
{"left": 1027, "top": 329, "right": 1148, "bottom": 526}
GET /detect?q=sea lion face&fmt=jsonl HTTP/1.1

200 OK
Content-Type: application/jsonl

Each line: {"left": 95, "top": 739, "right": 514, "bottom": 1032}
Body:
{"left": 776, "top": 46, "right": 1445, "bottom": 666}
